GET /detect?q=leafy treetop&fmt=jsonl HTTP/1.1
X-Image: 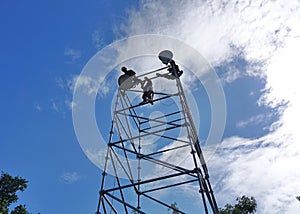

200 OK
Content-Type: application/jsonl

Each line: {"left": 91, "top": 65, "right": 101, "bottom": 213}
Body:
{"left": 220, "top": 195, "right": 257, "bottom": 214}
{"left": 0, "top": 172, "right": 28, "bottom": 214}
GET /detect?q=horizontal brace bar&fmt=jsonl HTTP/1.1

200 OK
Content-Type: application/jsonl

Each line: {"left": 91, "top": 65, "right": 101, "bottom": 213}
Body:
{"left": 141, "top": 193, "right": 185, "bottom": 214}
{"left": 140, "top": 155, "right": 198, "bottom": 178}
{"left": 105, "top": 192, "right": 146, "bottom": 214}
{"left": 110, "top": 124, "right": 182, "bottom": 146}
{"left": 115, "top": 93, "right": 179, "bottom": 113}
{"left": 140, "top": 118, "right": 183, "bottom": 131}
{"left": 126, "top": 89, "right": 171, "bottom": 96}
{"left": 141, "top": 179, "right": 198, "bottom": 194}
{"left": 117, "top": 111, "right": 182, "bottom": 127}
{"left": 103, "top": 170, "right": 196, "bottom": 194}
{"left": 140, "top": 131, "right": 190, "bottom": 144}
{"left": 136, "top": 66, "right": 169, "bottom": 78}
{"left": 139, "top": 110, "right": 181, "bottom": 125}
{"left": 144, "top": 144, "right": 190, "bottom": 157}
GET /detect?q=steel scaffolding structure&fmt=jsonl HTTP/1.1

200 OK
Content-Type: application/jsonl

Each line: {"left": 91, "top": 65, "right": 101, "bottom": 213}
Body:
{"left": 96, "top": 53, "right": 219, "bottom": 214}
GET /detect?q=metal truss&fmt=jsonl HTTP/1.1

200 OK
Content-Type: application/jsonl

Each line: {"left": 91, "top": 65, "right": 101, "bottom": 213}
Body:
{"left": 96, "top": 69, "right": 219, "bottom": 213}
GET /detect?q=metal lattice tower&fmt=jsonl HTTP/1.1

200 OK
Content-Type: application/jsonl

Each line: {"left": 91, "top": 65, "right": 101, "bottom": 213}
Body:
{"left": 96, "top": 51, "right": 219, "bottom": 214}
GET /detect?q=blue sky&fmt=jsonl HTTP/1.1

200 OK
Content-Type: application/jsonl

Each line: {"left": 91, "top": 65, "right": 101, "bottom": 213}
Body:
{"left": 0, "top": 0, "right": 135, "bottom": 213}
{"left": 1, "top": 0, "right": 300, "bottom": 213}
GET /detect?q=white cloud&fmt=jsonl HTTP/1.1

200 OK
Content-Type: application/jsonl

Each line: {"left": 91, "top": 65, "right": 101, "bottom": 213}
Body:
{"left": 56, "top": 77, "right": 65, "bottom": 89}
{"left": 236, "top": 113, "right": 271, "bottom": 129}
{"left": 92, "top": 30, "right": 104, "bottom": 50}
{"left": 209, "top": 133, "right": 300, "bottom": 213}
{"left": 122, "top": 0, "right": 299, "bottom": 68}
{"left": 220, "top": 64, "right": 243, "bottom": 84}
{"left": 69, "top": 75, "right": 97, "bottom": 95}
{"left": 64, "top": 48, "right": 81, "bottom": 62}
{"left": 65, "top": 99, "right": 76, "bottom": 110}
{"left": 68, "top": 74, "right": 110, "bottom": 97}
{"left": 119, "top": 0, "right": 300, "bottom": 212}
{"left": 51, "top": 100, "right": 59, "bottom": 112}
{"left": 34, "top": 103, "right": 42, "bottom": 111}
{"left": 60, "top": 172, "right": 82, "bottom": 184}
{"left": 50, "top": 98, "right": 67, "bottom": 114}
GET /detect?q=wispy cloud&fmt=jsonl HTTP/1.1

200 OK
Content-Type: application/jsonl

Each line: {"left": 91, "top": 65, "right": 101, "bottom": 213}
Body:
{"left": 64, "top": 48, "right": 81, "bottom": 63}
{"left": 56, "top": 72, "right": 113, "bottom": 113}
{"left": 34, "top": 103, "right": 42, "bottom": 111}
{"left": 209, "top": 133, "right": 300, "bottom": 213}
{"left": 55, "top": 77, "right": 65, "bottom": 89}
{"left": 68, "top": 74, "right": 112, "bottom": 97}
{"left": 92, "top": 30, "right": 104, "bottom": 50}
{"left": 236, "top": 113, "right": 271, "bottom": 129}
{"left": 60, "top": 172, "right": 82, "bottom": 184}
{"left": 220, "top": 64, "right": 243, "bottom": 84}
{"left": 51, "top": 101, "right": 59, "bottom": 112}
{"left": 122, "top": 0, "right": 299, "bottom": 70}
{"left": 65, "top": 99, "right": 76, "bottom": 110}
{"left": 50, "top": 98, "right": 68, "bottom": 115}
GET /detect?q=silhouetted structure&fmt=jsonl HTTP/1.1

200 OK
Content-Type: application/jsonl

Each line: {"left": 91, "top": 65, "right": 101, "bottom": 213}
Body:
{"left": 96, "top": 51, "right": 219, "bottom": 214}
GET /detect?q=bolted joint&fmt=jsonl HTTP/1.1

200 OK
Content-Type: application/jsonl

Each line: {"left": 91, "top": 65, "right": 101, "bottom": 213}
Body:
{"left": 135, "top": 190, "right": 142, "bottom": 195}
{"left": 192, "top": 168, "right": 199, "bottom": 173}
{"left": 99, "top": 190, "right": 106, "bottom": 195}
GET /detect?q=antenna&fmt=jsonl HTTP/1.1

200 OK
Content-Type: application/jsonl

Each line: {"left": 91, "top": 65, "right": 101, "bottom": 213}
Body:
{"left": 158, "top": 50, "right": 173, "bottom": 65}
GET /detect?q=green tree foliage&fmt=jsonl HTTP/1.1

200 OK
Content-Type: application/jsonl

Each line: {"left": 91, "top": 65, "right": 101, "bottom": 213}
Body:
{"left": 0, "top": 172, "right": 28, "bottom": 214}
{"left": 10, "top": 205, "right": 27, "bottom": 214}
{"left": 220, "top": 195, "right": 257, "bottom": 214}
